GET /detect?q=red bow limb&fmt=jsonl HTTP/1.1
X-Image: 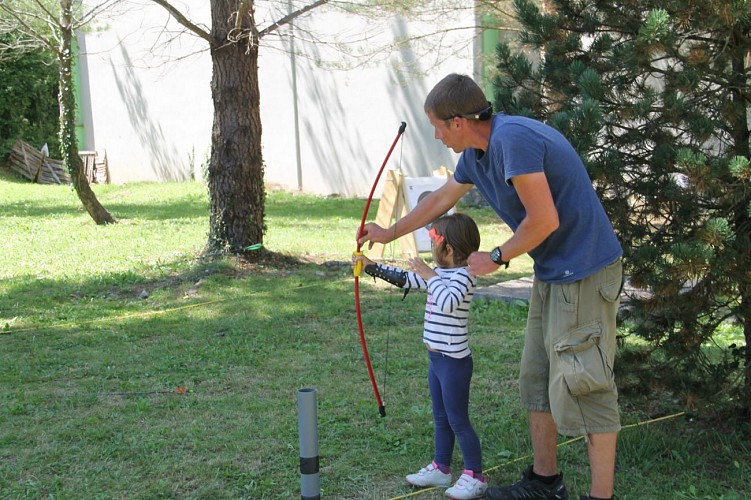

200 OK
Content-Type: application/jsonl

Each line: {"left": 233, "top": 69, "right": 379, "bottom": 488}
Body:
{"left": 354, "top": 121, "right": 406, "bottom": 417}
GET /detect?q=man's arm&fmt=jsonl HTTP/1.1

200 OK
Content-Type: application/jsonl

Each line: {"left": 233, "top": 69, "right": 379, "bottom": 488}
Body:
{"left": 358, "top": 177, "right": 473, "bottom": 248}
{"left": 467, "top": 171, "right": 559, "bottom": 275}
{"left": 500, "top": 171, "right": 559, "bottom": 258}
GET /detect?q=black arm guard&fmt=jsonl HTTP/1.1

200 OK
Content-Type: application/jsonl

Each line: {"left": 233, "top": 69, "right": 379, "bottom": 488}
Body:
{"left": 364, "top": 264, "right": 407, "bottom": 287}
{"left": 364, "top": 264, "right": 411, "bottom": 300}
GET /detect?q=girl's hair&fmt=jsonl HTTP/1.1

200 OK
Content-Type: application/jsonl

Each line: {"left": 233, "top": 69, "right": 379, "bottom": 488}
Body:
{"left": 430, "top": 213, "right": 481, "bottom": 264}
{"left": 424, "top": 73, "right": 489, "bottom": 121}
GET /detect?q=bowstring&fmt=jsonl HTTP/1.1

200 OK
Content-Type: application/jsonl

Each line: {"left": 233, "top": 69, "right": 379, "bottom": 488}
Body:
{"left": 381, "top": 131, "right": 407, "bottom": 409}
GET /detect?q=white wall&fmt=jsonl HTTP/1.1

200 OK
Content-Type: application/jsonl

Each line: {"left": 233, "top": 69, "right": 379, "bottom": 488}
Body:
{"left": 81, "top": 1, "right": 475, "bottom": 196}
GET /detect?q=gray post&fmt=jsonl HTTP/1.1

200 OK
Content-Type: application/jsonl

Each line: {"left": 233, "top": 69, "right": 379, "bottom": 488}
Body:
{"left": 298, "top": 388, "right": 320, "bottom": 500}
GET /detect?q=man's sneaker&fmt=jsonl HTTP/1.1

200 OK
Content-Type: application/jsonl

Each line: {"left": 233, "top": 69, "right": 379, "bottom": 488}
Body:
{"left": 406, "top": 461, "right": 452, "bottom": 488}
{"left": 445, "top": 470, "right": 488, "bottom": 499}
{"left": 484, "top": 465, "right": 568, "bottom": 499}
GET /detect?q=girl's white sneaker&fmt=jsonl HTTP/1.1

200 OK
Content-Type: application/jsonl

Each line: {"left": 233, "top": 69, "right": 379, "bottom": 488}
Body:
{"left": 444, "top": 471, "right": 488, "bottom": 499}
{"left": 405, "top": 461, "right": 452, "bottom": 487}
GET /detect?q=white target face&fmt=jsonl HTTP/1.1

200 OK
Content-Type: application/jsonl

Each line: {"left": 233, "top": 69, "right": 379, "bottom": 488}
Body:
{"left": 403, "top": 176, "right": 454, "bottom": 252}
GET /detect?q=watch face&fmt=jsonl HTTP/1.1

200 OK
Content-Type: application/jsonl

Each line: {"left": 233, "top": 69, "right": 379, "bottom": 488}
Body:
{"left": 490, "top": 247, "right": 501, "bottom": 264}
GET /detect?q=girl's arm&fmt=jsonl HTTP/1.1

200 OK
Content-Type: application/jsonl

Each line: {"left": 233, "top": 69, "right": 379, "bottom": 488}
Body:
{"left": 407, "top": 256, "right": 438, "bottom": 281}
{"left": 427, "top": 269, "right": 476, "bottom": 314}
{"left": 353, "top": 254, "right": 408, "bottom": 287}
{"left": 352, "top": 253, "right": 375, "bottom": 269}
{"left": 364, "top": 263, "right": 408, "bottom": 288}
{"left": 361, "top": 261, "right": 430, "bottom": 291}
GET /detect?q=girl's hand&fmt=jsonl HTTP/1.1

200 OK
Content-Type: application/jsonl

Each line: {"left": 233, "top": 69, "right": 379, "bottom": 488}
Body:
{"left": 408, "top": 257, "right": 437, "bottom": 280}
{"left": 352, "top": 253, "right": 375, "bottom": 271}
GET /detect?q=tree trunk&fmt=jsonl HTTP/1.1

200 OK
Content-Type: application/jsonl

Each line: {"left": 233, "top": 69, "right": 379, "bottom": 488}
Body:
{"left": 205, "top": 0, "right": 265, "bottom": 256}
{"left": 59, "top": 0, "right": 115, "bottom": 225}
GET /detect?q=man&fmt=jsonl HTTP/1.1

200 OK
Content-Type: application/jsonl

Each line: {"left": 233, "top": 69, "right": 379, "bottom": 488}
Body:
{"left": 358, "top": 74, "right": 623, "bottom": 500}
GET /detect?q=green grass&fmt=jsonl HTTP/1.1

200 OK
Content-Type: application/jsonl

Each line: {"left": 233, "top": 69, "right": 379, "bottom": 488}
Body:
{"left": 1, "top": 169, "right": 749, "bottom": 499}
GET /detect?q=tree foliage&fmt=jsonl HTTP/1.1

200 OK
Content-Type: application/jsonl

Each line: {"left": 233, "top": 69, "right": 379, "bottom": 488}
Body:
{"left": 0, "top": 35, "right": 59, "bottom": 157}
{"left": 492, "top": 0, "right": 751, "bottom": 414}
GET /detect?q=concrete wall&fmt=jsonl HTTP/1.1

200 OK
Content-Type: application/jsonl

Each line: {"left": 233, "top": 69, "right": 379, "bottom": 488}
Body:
{"left": 80, "top": 1, "right": 476, "bottom": 196}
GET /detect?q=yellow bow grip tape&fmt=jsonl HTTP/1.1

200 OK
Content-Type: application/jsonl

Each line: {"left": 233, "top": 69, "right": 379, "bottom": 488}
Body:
{"left": 353, "top": 251, "right": 363, "bottom": 277}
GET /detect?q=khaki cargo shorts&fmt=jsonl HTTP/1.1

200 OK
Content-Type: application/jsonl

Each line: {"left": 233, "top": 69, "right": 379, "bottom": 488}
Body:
{"left": 519, "top": 259, "right": 622, "bottom": 436}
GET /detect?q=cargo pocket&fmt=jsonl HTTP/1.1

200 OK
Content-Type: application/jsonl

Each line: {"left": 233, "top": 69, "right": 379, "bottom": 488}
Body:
{"left": 598, "top": 260, "right": 623, "bottom": 303}
{"left": 554, "top": 322, "right": 613, "bottom": 397}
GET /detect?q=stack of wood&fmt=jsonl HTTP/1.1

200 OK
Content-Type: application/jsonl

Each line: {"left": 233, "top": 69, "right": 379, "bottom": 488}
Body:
{"left": 80, "top": 150, "right": 110, "bottom": 184}
{"left": 7, "top": 139, "right": 71, "bottom": 185}
{"left": 6, "top": 139, "right": 111, "bottom": 185}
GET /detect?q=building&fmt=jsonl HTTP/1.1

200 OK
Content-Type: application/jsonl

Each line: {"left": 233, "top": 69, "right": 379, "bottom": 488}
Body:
{"left": 79, "top": 1, "right": 495, "bottom": 196}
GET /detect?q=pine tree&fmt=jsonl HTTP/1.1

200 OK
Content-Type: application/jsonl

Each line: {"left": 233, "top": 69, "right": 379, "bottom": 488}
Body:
{"left": 492, "top": 0, "right": 751, "bottom": 415}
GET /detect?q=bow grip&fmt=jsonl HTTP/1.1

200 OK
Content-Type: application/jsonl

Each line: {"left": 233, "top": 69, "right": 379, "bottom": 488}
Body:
{"left": 353, "top": 251, "right": 363, "bottom": 277}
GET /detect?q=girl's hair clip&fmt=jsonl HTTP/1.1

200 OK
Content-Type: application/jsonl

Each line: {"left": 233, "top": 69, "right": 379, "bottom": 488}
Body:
{"left": 428, "top": 227, "right": 445, "bottom": 246}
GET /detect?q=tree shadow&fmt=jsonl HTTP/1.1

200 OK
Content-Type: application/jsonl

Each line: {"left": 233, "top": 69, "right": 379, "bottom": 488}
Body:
{"left": 110, "top": 42, "right": 190, "bottom": 182}
{"left": 0, "top": 196, "right": 207, "bottom": 221}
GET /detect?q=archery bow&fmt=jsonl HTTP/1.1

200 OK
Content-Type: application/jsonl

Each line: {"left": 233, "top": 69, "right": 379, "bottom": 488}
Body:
{"left": 353, "top": 121, "right": 407, "bottom": 417}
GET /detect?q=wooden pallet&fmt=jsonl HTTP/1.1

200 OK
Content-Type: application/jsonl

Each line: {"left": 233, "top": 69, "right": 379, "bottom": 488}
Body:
{"left": 7, "top": 139, "right": 71, "bottom": 185}
{"left": 6, "top": 140, "right": 110, "bottom": 186}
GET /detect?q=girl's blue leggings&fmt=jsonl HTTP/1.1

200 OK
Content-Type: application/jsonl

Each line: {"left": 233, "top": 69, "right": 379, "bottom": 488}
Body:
{"left": 428, "top": 351, "right": 482, "bottom": 472}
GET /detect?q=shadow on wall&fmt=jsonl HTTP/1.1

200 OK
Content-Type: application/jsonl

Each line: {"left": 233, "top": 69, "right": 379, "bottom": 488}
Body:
{"left": 111, "top": 42, "right": 189, "bottom": 182}
{"left": 390, "top": 17, "right": 458, "bottom": 176}
{"left": 297, "top": 17, "right": 457, "bottom": 196}
{"left": 298, "top": 53, "right": 371, "bottom": 196}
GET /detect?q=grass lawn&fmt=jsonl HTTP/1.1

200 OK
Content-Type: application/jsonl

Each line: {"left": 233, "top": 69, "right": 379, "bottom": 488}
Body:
{"left": 1, "top": 168, "right": 749, "bottom": 499}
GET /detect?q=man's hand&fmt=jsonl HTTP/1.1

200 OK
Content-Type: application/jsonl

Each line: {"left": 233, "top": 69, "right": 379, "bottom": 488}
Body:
{"left": 467, "top": 251, "right": 501, "bottom": 276}
{"left": 357, "top": 223, "right": 393, "bottom": 249}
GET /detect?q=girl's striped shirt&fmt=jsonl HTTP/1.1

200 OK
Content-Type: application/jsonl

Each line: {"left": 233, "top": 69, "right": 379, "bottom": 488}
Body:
{"left": 372, "top": 263, "right": 477, "bottom": 359}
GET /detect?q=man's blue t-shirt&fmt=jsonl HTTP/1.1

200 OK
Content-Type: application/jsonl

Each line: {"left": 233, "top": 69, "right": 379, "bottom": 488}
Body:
{"left": 454, "top": 114, "right": 622, "bottom": 283}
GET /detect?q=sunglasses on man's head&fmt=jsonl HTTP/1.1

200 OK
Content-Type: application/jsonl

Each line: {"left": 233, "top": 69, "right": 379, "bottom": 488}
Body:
{"left": 445, "top": 102, "right": 493, "bottom": 121}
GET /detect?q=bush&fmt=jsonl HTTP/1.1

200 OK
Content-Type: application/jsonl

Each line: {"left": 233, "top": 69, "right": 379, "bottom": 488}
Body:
{"left": 0, "top": 38, "right": 59, "bottom": 158}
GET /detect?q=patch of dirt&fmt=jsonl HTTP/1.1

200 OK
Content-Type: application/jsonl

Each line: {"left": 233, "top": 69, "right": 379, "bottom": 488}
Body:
{"left": 229, "top": 250, "right": 304, "bottom": 275}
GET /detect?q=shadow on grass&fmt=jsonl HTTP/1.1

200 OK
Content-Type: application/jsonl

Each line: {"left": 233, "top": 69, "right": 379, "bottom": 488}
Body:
{"left": 0, "top": 197, "right": 209, "bottom": 222}
{"left": 103, "top": 200, "right": 208, "bottom": 221}
{"left": 0, "top": 251, "right": 421, "bottom": 498}
{"left": 1, "top": 251, "right": 304, "bottom": 326}
{"left": 2, "top": 250, "right": 751, "bottom": 499}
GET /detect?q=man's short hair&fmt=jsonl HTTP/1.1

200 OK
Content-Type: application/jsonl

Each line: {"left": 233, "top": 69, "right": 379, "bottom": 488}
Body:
{"left": 424, "top": 74, "right": 490, "bottom": 121}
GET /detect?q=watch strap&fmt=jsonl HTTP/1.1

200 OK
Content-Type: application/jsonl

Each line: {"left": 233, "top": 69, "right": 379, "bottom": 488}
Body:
{"left": 491, "top": 246, "right": 510, "bottom": 269}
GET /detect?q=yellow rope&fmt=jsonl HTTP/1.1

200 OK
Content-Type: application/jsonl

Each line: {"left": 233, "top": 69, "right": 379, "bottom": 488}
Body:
{"left": 388, "top": 411, "right": 686, "bottom": 500}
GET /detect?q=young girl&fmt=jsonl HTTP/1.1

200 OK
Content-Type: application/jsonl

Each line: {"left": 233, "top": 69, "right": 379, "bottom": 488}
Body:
{"left": 354, "top": 212, "right": 487, "bottom": 500}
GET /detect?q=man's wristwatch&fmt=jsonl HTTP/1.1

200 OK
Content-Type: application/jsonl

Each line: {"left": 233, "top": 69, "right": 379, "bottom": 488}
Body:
{"left": 489, "top": 246, "right": 510, "bottom": 269}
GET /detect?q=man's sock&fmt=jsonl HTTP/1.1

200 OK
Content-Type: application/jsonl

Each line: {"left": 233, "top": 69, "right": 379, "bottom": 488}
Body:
{"left": 530, "top": 469, "right": 558, "bottom": 485}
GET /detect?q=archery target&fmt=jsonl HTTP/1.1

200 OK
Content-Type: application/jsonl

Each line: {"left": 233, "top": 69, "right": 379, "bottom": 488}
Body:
{"left": 403, "top": 176, "right": 454, "bottom": 252}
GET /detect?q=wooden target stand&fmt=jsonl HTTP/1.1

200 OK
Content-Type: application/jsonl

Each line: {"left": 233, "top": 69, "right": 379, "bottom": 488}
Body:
{"left": 368, "top": 166, "right": 453, "bottom": 259}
